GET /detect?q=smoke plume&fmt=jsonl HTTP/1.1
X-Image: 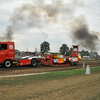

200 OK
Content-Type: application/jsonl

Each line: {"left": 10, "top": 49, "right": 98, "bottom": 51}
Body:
{"left": 0, "top": 0, "right": 99, "bottom": 51}
{"left": 0, "top": 26, "right": 13, "bottom": 41}
{"left": 69, "top": 16, "right": 99, "bottom": 50}
{"left": 0, "top": 0, "right": 83, "bottom": 41}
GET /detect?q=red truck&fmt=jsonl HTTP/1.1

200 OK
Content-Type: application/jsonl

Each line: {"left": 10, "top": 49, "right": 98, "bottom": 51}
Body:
{"left": 0, "top": 41, "right": 81, "bottom": 68}
{"left": 0, "top": 41, "right": 39, "bottom": 67}
{"left": 0, "top": 42, "right": 15, "bottom": 67}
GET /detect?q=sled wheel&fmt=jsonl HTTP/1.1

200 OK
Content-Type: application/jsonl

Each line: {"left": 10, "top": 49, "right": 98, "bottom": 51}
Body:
{"left": 31, "top": 59, "right": 38, "bottom": 67}
{"left": 74, "top": 62, "right": 78, "bottom": 65}
{"left": 70, "top": 62, "right": 74, "bottom": 66}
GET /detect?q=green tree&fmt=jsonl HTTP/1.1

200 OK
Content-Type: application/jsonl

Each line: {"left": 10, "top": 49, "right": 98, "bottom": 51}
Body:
{"left": 15, "top": 49, "right": 20, "bottom": 55}
{"left": 59, "top": 44, "right": 69, "bottom": 55}
{"left": 90, "top": 51, "right": 99, "bottom": 57}
{"left": 40, "top": 41, "right": 50, "bottom": 54}
{"left": 85, "top": 51, "right": 90, "bottom": 56}
{"left": 94, "top": 52, "right": 99, "bottom": 57}
{"left": 81, "top": 50, "right": 86, "bottom": 57}
{"left": 69, "top": 47, "right": 73, "bottom": 55}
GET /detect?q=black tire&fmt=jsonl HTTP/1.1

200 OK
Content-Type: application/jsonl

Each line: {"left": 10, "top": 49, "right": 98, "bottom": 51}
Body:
{"left": 70, "top": 62, "right": 74, "bottom": 66}
{"left": 74, "top": 62, "right": 78, "bottom": 65}
{"left": 3, "top": 60, "right": 12, "bottom": 68}
{"left": 31, "top": 58, "right": 38, "bottom": 67}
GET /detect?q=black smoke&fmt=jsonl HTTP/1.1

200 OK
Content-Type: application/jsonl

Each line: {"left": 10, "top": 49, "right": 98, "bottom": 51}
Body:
{"left": 0, "top": 0, "right": 83, "bottom": 41}
{"left": 0, "top": 26, "right": 13, "bottom": 41}
{"left": 70, "top": 16, "right": 99, "bottom": 50}
{"left": 0, "top": 0, "right": 99, "bottom": 51}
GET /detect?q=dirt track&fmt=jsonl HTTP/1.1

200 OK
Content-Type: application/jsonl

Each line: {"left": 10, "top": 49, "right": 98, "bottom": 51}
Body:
{"left": 0, "top": 61, "right": 100, "bottom": 76}
{"left": 0, "top": 70, "right": 100, "bottom": 100}
{"left": 0, "top": 61, "right": 100, "bottom": 100}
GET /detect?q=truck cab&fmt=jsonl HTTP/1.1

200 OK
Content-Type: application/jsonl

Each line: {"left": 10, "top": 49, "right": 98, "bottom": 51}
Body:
{"left": 0, "top": 42, "right": 15, "bottom": 67}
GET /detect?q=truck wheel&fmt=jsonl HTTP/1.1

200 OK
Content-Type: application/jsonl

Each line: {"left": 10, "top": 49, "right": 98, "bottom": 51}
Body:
{"left": 31, "top": 59, "right": 38, "bottom": 67}
{"left": 3, "top": 60, "right": 12, "bottom": 68}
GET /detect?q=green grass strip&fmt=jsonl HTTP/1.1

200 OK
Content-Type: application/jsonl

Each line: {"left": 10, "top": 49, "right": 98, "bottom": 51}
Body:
{"left": 0, "top": 66, "right": 100, "bottom": 86}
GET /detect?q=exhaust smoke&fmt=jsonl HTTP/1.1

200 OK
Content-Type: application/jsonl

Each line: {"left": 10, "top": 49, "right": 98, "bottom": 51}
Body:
{"left": 0, "top": 0, "right": 83, "bottom": 41}
{"left": 0, "top": 0, "right": 99, "bottom": 51}
{"left": 69, "top": 16, "right": 99, "bottom": 50}
{"left": 0, "top": 26, "right": 13, "bottom": 41}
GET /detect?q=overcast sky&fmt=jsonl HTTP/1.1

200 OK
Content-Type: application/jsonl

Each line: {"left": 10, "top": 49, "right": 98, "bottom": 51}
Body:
{"left": 0, "top": 0, "right": 100, "bottom": 54}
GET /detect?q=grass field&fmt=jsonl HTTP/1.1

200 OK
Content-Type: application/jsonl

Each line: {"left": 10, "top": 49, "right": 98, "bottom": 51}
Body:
{"left": 0, "top": 67, "right": 100, "bottom": 100}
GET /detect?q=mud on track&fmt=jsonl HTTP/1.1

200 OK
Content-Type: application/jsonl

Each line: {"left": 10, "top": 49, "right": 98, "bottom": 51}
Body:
{"left": 0, "top": 61, "right": 100, "bottom": 76}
